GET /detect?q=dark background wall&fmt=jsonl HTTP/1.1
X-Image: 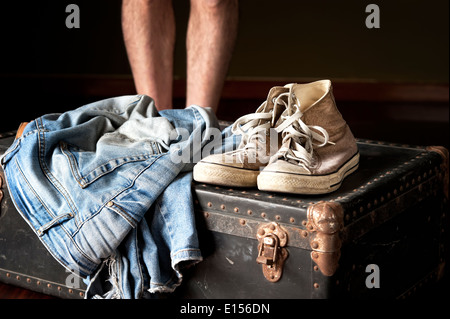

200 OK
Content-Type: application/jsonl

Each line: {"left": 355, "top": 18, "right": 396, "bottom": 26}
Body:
{"left": 0, "top": 0, "right": 448, "bottom": 147}
{"left": 1, "top": 0, "right": 448, "bottom": 81}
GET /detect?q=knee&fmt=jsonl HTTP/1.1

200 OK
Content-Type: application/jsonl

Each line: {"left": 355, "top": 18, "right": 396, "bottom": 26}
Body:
{"left": 123, "top": 0, "right": 170, "bottom": 8}
{"left": 192, "top": 0, "right": 238, "bottom": 11}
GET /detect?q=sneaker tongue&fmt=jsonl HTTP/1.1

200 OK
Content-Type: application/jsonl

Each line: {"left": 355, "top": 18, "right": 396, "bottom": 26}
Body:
{"left": 262, "top": 86, "right": 288, "bottom": 112}
{"left": 262, "top": 86, "right": 289, "bottom": 126}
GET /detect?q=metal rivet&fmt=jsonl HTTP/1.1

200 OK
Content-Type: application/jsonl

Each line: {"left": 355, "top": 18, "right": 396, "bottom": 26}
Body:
{"left": 239, "top": 219, "right": 246, "bottom": 226}
{"left": 68, "top": 289, "right": 73, "bottom": 294}
{"left": 16, "top": 275, "right": 20, "bottom": 280}
{"left": 275, "top": 215, "right": 281, "bottom": 221}
{"left": 314, "top": 283, "right": 319, "bottom": 289}
{"left": 313, "top": 265, "right": 319, "bottom": 272}
{"left": 258, "top": 229, "right": 265, "bottom": 236}
{"left": 47, "top": 283, "right": 52, "bottom": 288}
{"left": 261, "top": 212, "right": 267, "bottom": 218}
{"left": 79, "top": 292, "right": 84, "bottom": 297}
{"left": 27, "top": 278, "right": 31, "bottom": 283}
{"left": 234, "top": 207, "right": 239, "bottom": 213}
{"left": 269, "top": 224, "right": 275, "bottom": 230}
{"left": 311, "top": 242, "right": 319, "bottom": 249}
{"left": 312, "top": 252, "right": 319, "bottom": 259}
{"left": 247, "top": 210, "right": 253, "bottom": 215}
{"left": 6, "top": 273, "right": 10, "bottom": 278}
{"left": 290, "top": 217, "right": 295, "bottom": 223}
{"left": 207, "top": 202, "right": 212, "bottom": 207}
{"left": 204, "top": 212, "right": 209, "bottom": 218}
{"left": 220, "top": 204, "right": 226, "bottom": 210}
{"left": 301, "top": 230, "right": 308, "bottom": 238}
{"left": 106, "top": 201, "right": 113, "bottom": 207}
{"left": 36, "top": 281, "right": 41, "bottom": 285}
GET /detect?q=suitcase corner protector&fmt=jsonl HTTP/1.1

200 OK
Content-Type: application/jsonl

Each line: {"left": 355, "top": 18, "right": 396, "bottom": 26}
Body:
{"left": 426, "top": 145, "right": 449, "bottom": 200}
{"left": 307, "top": 201, "right": 344, "bottom": 276}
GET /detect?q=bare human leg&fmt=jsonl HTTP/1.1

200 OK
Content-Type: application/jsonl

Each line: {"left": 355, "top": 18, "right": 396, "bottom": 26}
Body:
{"left": 122, "top": 0, "right": 175, "bottom": 110}
{"left": 186, "top": 0, "right": 239, "bottom": 112}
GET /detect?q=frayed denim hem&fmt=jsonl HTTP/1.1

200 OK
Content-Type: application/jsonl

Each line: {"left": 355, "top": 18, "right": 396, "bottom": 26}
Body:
{"left": 148, "top": 249, "right": 203, "bottom": 294}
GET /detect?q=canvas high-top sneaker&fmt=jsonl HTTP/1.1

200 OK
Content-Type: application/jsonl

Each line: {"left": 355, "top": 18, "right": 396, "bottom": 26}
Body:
{"left": 193, "top": 86, "right": 291, "bottom": 187}
{"left": 257, "top": 80, "right": 359, "bottom": 194}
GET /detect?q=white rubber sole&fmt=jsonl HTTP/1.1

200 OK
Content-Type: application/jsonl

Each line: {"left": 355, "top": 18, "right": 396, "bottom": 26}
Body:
{"left": 257, "top": 153, "right": 360, "bottom": 194}
{"left": 193, "top": 162, "right": 260, "bottom": 187}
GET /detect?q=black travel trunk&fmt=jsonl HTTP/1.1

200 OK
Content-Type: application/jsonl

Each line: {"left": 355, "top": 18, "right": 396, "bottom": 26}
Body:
{"left": 0, "top": 130, "right": 448, "bottom": 299}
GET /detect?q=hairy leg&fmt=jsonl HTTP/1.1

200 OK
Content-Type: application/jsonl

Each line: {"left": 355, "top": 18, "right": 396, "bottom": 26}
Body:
{"left": 186, "top": 0, "right": 239, "bottom": 111}
{"left": 122, "top": 0, "right": 175, "bottom": 110}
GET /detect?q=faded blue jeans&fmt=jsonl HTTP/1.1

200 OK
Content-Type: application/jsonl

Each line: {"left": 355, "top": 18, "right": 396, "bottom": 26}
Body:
{"left": 1, "top": 95, "right": 237, "bottom": 298}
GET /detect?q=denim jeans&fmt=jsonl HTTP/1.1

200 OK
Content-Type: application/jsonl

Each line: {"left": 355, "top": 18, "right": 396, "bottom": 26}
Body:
{"left": 1, "top": 95, "right": 236, "bottom": 298}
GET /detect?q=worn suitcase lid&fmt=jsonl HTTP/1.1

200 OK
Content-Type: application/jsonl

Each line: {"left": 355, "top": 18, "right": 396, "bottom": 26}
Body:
{"left": 194, "top": 139, "right": 448, "bottom": 253}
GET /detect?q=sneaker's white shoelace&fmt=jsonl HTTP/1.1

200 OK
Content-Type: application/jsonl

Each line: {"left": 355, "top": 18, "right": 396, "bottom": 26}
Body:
{"left": 271, "top": 95, "right": 334, "bottom": 172}
{"left": 230, "top": 93, "right": 290, "bottom": 163}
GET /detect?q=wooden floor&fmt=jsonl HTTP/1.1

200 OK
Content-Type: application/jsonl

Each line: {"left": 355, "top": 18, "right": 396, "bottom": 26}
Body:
{"left": 0, "top": 282, "right": 56, "bottom": 299}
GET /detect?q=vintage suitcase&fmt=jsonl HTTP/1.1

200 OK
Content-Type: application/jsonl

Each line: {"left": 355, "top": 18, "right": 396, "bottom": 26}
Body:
{"left": 0, "top": 131, "right": 88, "bottom": 299}
{"left": 0, "top": 129, "right": 448, "bottom": 299}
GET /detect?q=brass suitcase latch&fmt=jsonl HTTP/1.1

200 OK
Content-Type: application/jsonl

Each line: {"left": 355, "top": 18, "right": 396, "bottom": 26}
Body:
{"left": 256, "top": 222, "right": 288, "bottom": 282}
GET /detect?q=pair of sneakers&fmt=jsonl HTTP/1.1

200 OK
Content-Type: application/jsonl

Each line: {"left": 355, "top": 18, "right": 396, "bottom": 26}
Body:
{"left": 193, "top": 80, "right": 360, "bottom": 195}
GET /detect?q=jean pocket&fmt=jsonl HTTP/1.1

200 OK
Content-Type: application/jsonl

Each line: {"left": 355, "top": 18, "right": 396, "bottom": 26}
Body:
{"left": 59, "top": 141, "right": 158, "bottom": 188}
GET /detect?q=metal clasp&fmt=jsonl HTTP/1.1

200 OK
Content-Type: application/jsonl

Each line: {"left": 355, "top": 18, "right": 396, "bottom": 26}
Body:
{"left": 256, "top": 222, "right": 288, "bottom": 282}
